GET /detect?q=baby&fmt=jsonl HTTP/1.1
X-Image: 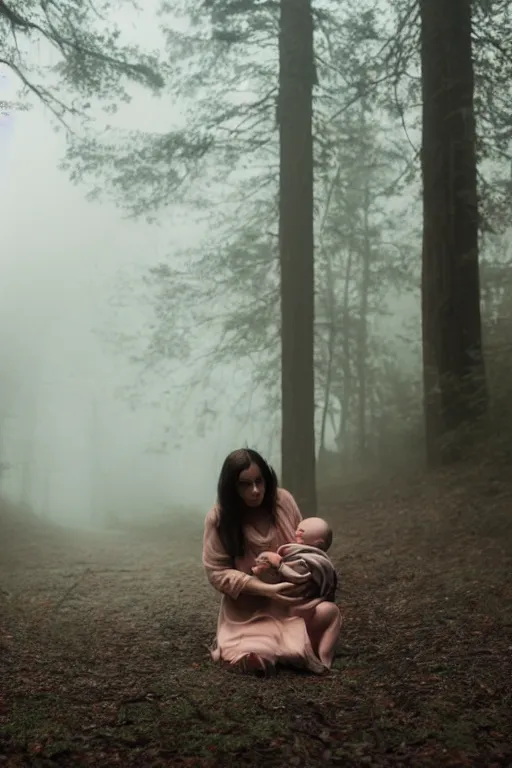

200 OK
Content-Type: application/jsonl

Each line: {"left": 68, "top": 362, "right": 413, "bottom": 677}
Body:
{"left": 251, "top": 517, "right": 338, "bottom": 602}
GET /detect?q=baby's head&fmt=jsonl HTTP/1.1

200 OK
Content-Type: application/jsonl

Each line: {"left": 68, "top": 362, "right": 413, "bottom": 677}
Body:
{"left": 295, "top": 517, "right": 333, "bottom": 551}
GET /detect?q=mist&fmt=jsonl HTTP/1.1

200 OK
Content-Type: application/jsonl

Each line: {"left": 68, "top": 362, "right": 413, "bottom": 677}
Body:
{"left": 0, "top": 60, "right": 256, "bottom": 526}
{"left": 0, "top": 32, "right": 420, "bottom": 529}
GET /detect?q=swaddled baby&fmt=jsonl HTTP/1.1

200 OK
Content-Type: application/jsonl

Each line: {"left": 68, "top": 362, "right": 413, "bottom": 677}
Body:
{"left": 251, "top": 517, "right": 338, "bottom": 602}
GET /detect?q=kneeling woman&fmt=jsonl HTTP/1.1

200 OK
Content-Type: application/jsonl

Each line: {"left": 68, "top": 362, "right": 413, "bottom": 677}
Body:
{"left": 202, "top": 448, "right": 342, "bottom": 674}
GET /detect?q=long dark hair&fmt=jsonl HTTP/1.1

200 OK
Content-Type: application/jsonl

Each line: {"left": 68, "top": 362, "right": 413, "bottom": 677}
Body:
{"left": 216, "top": 448, "right": 278, "bottom": 560}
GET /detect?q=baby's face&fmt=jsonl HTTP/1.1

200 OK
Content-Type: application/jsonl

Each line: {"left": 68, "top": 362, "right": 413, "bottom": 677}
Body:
{"left": 295, "top": 524, "right": 317, "bottom": 546}
{"left": 295, "top": 517, "right": 330, "bottom": 550}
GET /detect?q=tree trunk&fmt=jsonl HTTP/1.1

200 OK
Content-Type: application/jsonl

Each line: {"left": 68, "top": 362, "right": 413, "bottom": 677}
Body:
{"left": 420, "top": 0, "right": 487, "bottom": 466}
{"left": 278, "top": 0, "right": 317, "bottom": 512}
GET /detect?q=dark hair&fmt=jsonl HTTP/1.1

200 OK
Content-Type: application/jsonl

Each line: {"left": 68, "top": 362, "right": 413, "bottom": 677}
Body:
{"left": 216, "top": 448, "right": 278, "bottom": 560}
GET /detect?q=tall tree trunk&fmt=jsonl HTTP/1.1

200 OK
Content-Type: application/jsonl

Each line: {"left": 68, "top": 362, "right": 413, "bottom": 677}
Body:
{"left": 420, "top": 0, "right": 487, "bottom": 466}
{"left": 278, "top": 0, "right": 317, "bottom": 512}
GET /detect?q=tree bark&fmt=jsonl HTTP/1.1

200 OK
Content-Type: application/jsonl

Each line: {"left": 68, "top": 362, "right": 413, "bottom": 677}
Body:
{"left": 420, "top": 0, "right": 487, "bottom": 465}
{"left": 278, "top": 0, "right": 317, "bottom": 512}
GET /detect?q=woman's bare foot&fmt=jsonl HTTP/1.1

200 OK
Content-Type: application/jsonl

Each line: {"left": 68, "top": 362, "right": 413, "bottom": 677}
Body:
{"left": 235, "top": 653, "right": 276, "bottom": 676}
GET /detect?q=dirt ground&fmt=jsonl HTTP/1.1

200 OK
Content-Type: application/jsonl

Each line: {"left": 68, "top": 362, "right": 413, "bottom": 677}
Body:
{"left": 1, "top": 465, "right": 512, "bottom": 767}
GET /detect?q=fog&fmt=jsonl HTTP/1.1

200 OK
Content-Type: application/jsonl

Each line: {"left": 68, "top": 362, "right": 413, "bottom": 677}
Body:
{"left": 0, "top": 71, "right": 263, "bottom": 526}
{"left": 0, "top": 5, "right": 421, "bottom": 530}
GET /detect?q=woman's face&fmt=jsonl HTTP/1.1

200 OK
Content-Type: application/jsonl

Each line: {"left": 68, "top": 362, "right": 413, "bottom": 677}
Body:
{"left": 237, "top": 462, "right": 265, "bottom": 508}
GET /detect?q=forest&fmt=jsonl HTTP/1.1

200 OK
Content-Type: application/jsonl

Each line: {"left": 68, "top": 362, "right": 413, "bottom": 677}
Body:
{"left": 1, "top": 0, "right": 512, "bottom": 766}
{"left": 63, "top": 0, "right": 512, "bottom": 511}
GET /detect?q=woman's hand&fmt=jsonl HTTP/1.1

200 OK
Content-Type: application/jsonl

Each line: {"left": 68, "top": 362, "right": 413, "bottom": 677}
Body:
{"left": 260, "top": 581, "right": 310, "bottom": 604}
{"left": 281, "top": 580, "right": 311, "bottom": 600}
{"left": 272, "top": 581, "right": 311, "bottom": 599}
{"left": 242, "top": 576, "right": 305, "bottom": 603}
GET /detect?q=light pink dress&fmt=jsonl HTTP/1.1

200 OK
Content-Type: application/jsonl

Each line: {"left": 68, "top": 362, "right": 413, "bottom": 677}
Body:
{"left": 202, "top": 488, "right": 341, "bottom": 673}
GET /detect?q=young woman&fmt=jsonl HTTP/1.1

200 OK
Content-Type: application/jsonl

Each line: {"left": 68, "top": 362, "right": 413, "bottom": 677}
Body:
{"left": 202, "top": 448, "right": 342, "bottom": 674}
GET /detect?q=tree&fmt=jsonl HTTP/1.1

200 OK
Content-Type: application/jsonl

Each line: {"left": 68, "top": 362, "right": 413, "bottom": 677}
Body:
{"left": 0, "top": 0, "right": 163, "bottom": 122}
{"left": 70, "top": 1, "right": 419, "bottom": 470}
{"left": 313, "top": 21, "right": 418, "bottom": 466}
{"left": 63, "top": 0, "right": 512, "bottom": 475}
{"left": 420, "top": 0, "right": 488, "bottom": 465}
{"left": 278, "top": 0, "right": 316, "bottom": 512}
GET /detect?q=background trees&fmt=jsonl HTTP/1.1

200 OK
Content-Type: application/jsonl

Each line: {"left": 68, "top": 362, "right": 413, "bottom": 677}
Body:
{"left": 62, "top": 0, "right": 512, "bottom": 485}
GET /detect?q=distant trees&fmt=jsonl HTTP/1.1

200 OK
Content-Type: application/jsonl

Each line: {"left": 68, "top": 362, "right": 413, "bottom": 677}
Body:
{"left": 68, "top": 1, "right": 420, "bottom": 477}
{"left": 315, "top": 91, "right": 416, "bottom": 472}
{"left": 63, "top": 0, "right": 512, "bottom": 478}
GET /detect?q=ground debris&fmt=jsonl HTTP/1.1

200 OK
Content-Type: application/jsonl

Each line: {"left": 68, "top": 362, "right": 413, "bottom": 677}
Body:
{"left": 1, "top": 467, "right": 512, "bottom": 766}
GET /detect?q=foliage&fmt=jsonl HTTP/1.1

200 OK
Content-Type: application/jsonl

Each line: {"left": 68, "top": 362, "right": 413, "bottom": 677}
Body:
{"left": 374, "top": 0, "right": 512, "bottom": 232}
{"left": 60, "top": 1, "right": 425, "bottom": 460}
{"left": 0, "top": 0, "right": 164, "bottom": 123}
{"left": 59, "top": 0, "right": 512, "bottom": 232}
{"left": 64, "top": 0, "right": 406, "bottom": 211}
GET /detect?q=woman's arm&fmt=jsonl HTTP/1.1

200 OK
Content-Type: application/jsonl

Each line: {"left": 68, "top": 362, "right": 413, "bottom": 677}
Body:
{"left": 202, "top": 508, "right": 251, "bottom": 599}
{"left": 202, "top": 508, "right": 305, "bottom": 602}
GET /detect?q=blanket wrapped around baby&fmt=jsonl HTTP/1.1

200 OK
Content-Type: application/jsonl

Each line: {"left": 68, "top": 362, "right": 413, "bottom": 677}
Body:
{"left": 276, "top": 543, "right": 338, "bottom": 602}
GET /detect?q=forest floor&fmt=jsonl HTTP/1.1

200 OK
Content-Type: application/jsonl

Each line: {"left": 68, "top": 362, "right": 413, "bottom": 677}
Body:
{"left": 1, "top": 462, "right": 512, "bottom": 767}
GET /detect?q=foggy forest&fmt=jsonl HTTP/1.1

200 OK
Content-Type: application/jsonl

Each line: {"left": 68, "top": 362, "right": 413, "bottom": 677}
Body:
{"left": 1, "top": 0, "right": 511, "bottom": 765}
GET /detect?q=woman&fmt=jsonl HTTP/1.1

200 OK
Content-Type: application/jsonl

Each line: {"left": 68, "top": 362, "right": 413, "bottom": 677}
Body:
{"left": 202, "top": 448, "right": 342, "bottom": 674}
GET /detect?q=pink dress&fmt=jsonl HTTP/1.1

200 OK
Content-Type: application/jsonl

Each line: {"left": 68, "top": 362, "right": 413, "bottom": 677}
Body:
{"left": 202, "top": 488, "right": 341, "bottom": 673}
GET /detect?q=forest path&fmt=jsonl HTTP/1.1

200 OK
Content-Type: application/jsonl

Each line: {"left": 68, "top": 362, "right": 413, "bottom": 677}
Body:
{"left": 1, "top": 468, "right": 512, "bottom": 767}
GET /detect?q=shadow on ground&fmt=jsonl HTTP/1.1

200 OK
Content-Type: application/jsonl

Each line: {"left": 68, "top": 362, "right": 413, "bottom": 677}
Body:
{"left": 1, "top": 464, "right": 511, "bottom": 767}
